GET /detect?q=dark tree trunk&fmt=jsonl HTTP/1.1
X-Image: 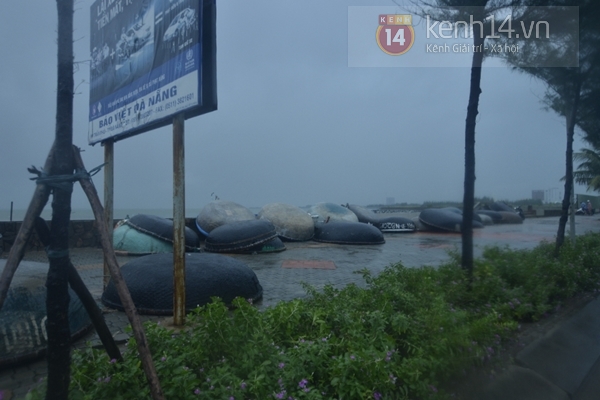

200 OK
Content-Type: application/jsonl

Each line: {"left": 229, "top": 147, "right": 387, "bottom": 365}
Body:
{"left": 34, "top": 217, "right": 123, "bottom": 362}
{"left": 555, "top": 80, "right": 582, "bottom": 256}
{"left": 45, "top": 0, "right": 74, "bottom": 399}
{"left": 461, "top": 21, "right": 485, "bottom": 279}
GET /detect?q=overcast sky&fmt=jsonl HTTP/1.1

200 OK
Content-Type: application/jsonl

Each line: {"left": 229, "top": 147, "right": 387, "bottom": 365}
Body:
{"left": 0, "top": 1, "right": 590, "bottom": 217}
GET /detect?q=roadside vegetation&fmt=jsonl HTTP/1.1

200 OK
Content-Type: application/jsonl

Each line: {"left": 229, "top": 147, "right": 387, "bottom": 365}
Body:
{"left": 27, "top": 233, "right": 600, "bottom": 400}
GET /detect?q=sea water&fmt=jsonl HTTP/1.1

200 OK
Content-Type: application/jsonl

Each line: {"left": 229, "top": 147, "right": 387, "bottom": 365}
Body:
{"left": 0, "top": 208, "right": 199, "bottom": 222}
{"left": 0, "top": 207, "right": 266, "bottom": 222}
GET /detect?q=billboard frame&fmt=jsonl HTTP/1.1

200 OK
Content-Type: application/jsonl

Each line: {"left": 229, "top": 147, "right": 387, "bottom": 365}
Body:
{"left": 89, "top": 0, "right": 217, "bottom": 145}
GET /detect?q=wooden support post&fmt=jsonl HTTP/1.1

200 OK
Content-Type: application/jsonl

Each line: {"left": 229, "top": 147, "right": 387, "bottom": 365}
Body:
{"left": 73, "top": 147, "right": 165, "bottom": 400}
{"left": 103, "top": 139, "right": 114, "bottom": 289}
{"left": 0, "top": 145, "right": 56, "bottom": 310}
{"left": 173, "top": 113, "right": 186, "bottom": 326}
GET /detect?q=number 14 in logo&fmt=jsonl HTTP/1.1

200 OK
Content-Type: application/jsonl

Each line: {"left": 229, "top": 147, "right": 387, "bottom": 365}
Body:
{"left": 376, "top": 24, "right": 415, "bottom": 56}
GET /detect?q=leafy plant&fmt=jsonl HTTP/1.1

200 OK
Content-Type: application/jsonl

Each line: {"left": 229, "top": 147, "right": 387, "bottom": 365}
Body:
{"left": 26, "top": 233, "right": 600, "bottom": 399}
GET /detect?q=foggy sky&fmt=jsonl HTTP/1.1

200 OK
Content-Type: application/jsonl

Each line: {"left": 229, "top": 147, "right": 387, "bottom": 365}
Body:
{"left": 0, "top": 1, "right": 589, "bottom": 217}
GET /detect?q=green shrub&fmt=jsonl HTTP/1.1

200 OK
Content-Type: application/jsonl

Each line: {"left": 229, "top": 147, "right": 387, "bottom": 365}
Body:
{"left": 26, "top": 233, "right": 600, "bottom": 400}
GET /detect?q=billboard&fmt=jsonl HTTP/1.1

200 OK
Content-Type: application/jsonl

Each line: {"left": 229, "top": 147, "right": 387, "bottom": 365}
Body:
{"left": 88, "top": 0, "right": 216, "bottom": 145}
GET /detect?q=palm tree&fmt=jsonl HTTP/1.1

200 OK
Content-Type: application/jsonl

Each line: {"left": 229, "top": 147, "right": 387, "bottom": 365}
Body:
{"left": 574, "top": 146, "right": 600, "bottom": 192}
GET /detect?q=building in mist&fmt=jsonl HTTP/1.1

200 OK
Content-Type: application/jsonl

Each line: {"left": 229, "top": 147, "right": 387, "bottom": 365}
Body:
{"left": 532, "top": 190, "right": 544, "bottom": 202}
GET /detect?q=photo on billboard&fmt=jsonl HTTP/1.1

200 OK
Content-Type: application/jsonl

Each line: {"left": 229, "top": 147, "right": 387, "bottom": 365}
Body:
{"left": 89, "top": 0, "right": 216, "bottom": 145}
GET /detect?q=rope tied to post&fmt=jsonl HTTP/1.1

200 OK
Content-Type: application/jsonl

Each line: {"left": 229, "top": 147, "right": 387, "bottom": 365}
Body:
{"left": 28, "top": 163, "right": 106, "bottom": 193}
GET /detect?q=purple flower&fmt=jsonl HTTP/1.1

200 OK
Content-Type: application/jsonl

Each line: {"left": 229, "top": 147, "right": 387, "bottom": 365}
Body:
{"left": 298, "top": 379, "right": 308, "bottom": 388}
{"left": 161, "top": 356, "right": 166, "bottom": 362}
{"left": 350, "top": 355, "right": 356, "bottom": 360}
{"left": 194, "top": 388, "right": 201, "bottom": 395}
{"left": 229, "top": 397, "right": 235, "bottom": 400}
{"left": 104, "top": 376, "right": 111, "bottom": 383}
{"left": 430, "top": 385, "right": 438, "bottom": 392}
{"left": 240, "top": 381, "right": 247, "bottom": 390}
{"left": 373, "top": 392, "right": 382, "bottom": 400}
{"left": 275, "top": 390, "right": 286, "bottom": 399}
{"left": 109, "top": 358, "right": 117, "bottom": 364}
{"left": 278, "top": 362, "right": 285, "bottom": 369}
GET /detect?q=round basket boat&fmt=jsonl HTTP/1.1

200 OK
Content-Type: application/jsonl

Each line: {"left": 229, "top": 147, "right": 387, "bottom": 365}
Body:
{"left": 345, "top": 204, "right": 379, "bottom": 224}
{"left": 101, "top": 253, "right": 263, "bottom": 315}
{"left": 375, "top": 216, "right": 417, "bottom": 233}
{"left": 498, "top": 211, "right": 524, "bottom": 224}
{"left": 258, "top": 203, "right": 314, "bottom": 241}
{"left": 204, "top": 219, "right": 278, "bottom": 254}
{"left": 125, "top": 214, "right": 200, "bottom": 250}
{"left": 345, "top": 204, "right": 416, "bottom": 233}
{"left": 313, "top": 221, "right": 385, "bottom": 245}
{"left": 310, "top": 203, "right": 358, "bottom": 223}
{"left": 476, "top": 210, "right": 503, "bottom": 223}
{"left": 0, "top": 260, "right": 92, "bottom": 368}
{"left": 490, "top": 201, "right": 516, "bottom": 213}
{"left": 113, "top": 224, "right": 174, "bottom": 255}
{"left": 419, "top": 208, "right": 483, "bottom": 233}
{"left": 196, "top": 201, "right": 256, "bottom": 235}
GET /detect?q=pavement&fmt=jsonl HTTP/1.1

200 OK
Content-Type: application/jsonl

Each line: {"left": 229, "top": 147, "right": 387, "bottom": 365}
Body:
{"left": 1, "top": 215, "right": 600, "bottom": 399}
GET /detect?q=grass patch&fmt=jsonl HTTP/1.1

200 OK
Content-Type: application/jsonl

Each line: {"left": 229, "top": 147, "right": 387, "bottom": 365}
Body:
{"left": 27, "top": 233, "right": 600, "bottom": 399}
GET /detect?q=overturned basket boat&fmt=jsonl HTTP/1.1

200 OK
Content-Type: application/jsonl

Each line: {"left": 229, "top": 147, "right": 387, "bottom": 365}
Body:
{"left": 101, "top": 253, "right": 263, "bottom": 315}
{"left": 313, "top": 221, "right": 385, "bottom": 245}
{"left": 0, "top": 261, "right": 92, "bottom": 368}
{"left": 204, "top": 219, "right": 285, "bottom": 254}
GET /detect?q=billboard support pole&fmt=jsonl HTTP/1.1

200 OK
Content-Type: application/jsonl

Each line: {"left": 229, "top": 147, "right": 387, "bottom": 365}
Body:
{"left": 103, "top": 139, "right": 114, "bottom": 289}
{"left": 173, "top": 113, "right": 186, "bottom": 326}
